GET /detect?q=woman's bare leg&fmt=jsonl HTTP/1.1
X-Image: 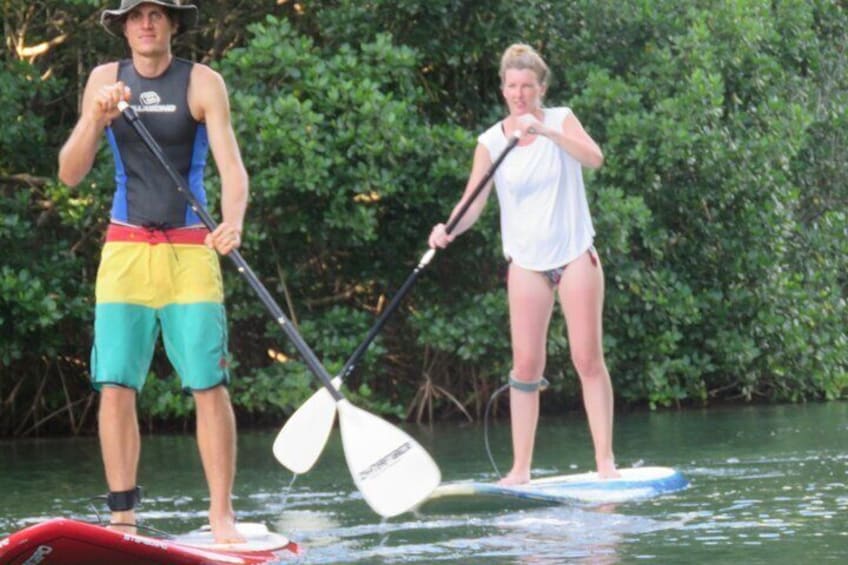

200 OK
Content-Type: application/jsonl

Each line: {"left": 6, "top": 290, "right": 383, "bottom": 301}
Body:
{"left": 558, "top": 251, "right": 618, "bottom": 478}
{"left": 499, "top": 263, "right": 556, "bottom": 485}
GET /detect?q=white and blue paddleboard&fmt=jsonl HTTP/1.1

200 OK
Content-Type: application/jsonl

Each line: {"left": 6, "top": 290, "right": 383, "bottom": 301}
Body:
{"left": 423, "top": 466, "right": 688, "bottom": 509}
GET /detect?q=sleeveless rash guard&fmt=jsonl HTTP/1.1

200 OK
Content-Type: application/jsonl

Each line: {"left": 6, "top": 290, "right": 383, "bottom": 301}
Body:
{"left": 477, "top": 107, "right": 596, "bottom": 271}
{"left": 105, "top": 58, "right": 209, "bottom": 228}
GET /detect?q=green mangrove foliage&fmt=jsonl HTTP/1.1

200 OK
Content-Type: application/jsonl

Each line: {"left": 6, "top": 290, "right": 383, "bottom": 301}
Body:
{"left": 0, "top": 0, "right": 845, "bottom": 436}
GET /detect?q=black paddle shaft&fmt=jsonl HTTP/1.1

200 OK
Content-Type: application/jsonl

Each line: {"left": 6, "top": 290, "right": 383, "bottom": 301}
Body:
{"left": 119, "top": 103, "right": 343, "bottom": 401}
{"left": 338, "top": 132, "right": 521, "bottom": 381}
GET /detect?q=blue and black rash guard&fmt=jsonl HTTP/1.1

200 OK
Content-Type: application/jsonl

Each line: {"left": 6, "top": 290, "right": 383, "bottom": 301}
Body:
{"left": 106, "top": 58, "right": 209, "bottom": 228}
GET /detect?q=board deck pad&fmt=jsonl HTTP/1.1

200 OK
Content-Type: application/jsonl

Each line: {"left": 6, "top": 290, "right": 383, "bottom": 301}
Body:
{"left": 422, "top": 466, "right": 688, "bottom": 509}
{"left": 172, "top": 522, "right": 291, "bottom": 552}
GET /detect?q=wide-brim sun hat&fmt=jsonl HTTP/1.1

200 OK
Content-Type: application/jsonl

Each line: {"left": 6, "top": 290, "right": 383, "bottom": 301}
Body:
{"left": 101, "top": 0, "right": 198, "bottom": 37}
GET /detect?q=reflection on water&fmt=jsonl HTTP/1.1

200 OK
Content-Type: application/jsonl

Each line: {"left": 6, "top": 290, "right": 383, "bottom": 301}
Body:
{"left": 275, "top": 505, "right": 665, "bottom": 564}
{"left": 0, "top": 402, "right": 846, "bottom": 563}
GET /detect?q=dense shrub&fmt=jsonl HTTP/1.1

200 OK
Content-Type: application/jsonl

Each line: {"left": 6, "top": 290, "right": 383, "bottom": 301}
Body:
{"left": 1, "top": 0, "right": 845, "bottom": 436}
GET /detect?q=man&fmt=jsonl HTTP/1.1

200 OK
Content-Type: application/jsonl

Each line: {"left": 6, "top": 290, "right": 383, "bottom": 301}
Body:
{"left": 58, "top": 0, "right": 248, "bottom": 543}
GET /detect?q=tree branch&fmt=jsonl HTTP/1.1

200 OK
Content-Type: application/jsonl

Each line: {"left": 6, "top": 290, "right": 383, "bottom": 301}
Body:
{"left": 0, "top": 173, "right": 51, "bottom": 187}
{"left": 16, "top": 33, "right": 68, "bottom": 61}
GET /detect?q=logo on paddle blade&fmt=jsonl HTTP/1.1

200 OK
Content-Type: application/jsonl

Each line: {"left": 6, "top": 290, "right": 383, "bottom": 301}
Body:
{"left": 358, "top": 442, "right": 412, "bottom": 482}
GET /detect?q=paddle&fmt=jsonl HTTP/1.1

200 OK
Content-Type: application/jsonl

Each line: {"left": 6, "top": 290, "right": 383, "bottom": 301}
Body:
{"left": 273, "top": 130, "right": 523, "bottom": 475}
{"left": 117, "top": 101, "right": 440, "bottom": 518}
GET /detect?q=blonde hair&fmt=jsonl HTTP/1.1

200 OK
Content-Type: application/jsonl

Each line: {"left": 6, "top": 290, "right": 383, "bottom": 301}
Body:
{"left": 499, "top": 43, "right": 550, "bottom": 88}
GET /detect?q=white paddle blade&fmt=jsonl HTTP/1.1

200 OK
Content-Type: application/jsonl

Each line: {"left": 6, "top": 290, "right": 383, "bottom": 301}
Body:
{"left": 337, "top": 399, "right": 441, "bottom": 517}
{"left": 272, "top": 377, "right": 342, "bottom": 474}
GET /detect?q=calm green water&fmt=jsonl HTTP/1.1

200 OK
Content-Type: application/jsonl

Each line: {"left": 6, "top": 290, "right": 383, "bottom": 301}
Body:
{"left": 1, "top": 402, "right": 846, "bottom": 563}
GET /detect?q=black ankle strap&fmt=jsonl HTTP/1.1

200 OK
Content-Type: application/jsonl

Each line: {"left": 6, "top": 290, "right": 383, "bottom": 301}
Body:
{"left": 107, "top": 486, "right": 142, "bottom": 511}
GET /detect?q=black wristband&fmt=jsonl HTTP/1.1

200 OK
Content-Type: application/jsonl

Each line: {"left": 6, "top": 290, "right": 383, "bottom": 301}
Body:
{"left": 106, "top": 486, "right": 143, "bottom": 512}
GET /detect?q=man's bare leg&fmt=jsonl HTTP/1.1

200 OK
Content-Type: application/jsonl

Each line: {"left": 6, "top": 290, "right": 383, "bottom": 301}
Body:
{"left": 98, "top": 386, "right": 140, "bottom": 533}
{"left": 194, "top": 386, "right": 244, "bottom": 544}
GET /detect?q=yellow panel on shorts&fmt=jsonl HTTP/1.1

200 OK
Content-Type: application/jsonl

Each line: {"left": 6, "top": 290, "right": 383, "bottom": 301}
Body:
{"left": 96, "top": 241, "right": 224, "bottom": 308}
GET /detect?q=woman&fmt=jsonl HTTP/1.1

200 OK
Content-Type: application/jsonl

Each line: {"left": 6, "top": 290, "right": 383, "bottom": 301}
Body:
{"left": 428, "top": 43, "right": 618, "bottom": 485}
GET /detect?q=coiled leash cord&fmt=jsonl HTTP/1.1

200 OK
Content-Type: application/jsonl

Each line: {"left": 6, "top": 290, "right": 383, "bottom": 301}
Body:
{"left": 483, "top": 374, "right": 550, "bottom": 479}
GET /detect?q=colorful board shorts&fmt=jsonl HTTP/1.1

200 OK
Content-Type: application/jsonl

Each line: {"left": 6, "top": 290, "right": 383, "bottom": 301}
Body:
{"left": 91, "top": 223, "right": 230, "bottom": 392}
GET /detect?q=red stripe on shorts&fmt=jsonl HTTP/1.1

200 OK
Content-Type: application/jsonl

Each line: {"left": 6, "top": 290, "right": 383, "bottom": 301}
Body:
{"left": 105, "top": 223, "right": 209, "bottom": 245}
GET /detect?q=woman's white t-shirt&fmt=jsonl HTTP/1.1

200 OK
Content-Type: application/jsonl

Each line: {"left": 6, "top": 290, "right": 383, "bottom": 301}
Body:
{"left": 477, "top": 107, "right": 596, "bottom": 271}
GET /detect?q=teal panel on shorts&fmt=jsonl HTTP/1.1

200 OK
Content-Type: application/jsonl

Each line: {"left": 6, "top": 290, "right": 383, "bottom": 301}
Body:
{"left": 91, "top": 302, "right": 230, "bottom": 392}
{"left": 159, "top": 302, "right": 230, "bottom": 391}
{"left": 91, "top": 303, "right": 159, "bottom": 391}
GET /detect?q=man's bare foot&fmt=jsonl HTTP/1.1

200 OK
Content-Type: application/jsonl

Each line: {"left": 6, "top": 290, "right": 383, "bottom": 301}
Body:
{"left": 497, "top": 471, "right": 531, "bottom": 486}
{"left": 596, "top": 458, "right": 620, "bottom": 479}
{"left": 108, "top": 510, "right": 137, "bottom": 536}
{"left": 209, "top": 512, "right": 245, "bottom": 545}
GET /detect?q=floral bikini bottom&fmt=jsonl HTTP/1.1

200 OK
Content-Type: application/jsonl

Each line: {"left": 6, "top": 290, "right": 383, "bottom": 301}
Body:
{"left": 540, "top": 246, "right": 598, "bottom": 287}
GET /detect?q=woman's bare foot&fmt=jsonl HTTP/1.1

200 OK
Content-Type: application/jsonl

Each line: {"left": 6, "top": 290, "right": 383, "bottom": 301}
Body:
{"left": 209, "top": 512, "right": 245, "bottom": 545}
{"left": 497, "top": 470, "right": 531, "bottom": 486}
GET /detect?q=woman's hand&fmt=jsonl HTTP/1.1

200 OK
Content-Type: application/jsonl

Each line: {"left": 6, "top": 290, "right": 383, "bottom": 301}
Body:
{"left": 428, "top": 223, "right": 455, "bottom": 249}
{"left": 516, "top": 113, "right": 546, "bottom": 137}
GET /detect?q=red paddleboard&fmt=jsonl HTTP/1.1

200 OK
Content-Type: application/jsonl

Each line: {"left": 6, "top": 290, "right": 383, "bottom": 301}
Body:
{"left": 0, "top": 518, "right": 300, "bottom": 564}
